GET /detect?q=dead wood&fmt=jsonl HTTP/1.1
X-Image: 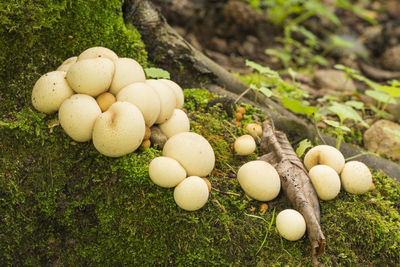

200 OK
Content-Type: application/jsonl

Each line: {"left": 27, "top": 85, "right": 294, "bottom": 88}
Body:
{"left": 259, "top": 121, "right": 325, "bottom": 266}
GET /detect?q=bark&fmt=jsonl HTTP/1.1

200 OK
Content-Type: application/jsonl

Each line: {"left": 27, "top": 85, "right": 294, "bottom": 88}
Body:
{"left": 259, "top": 121, "right": 325, "bottom": 266}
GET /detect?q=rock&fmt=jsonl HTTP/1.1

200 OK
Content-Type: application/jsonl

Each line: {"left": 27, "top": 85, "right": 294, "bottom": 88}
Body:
{"left": 363, "top": 120, "right": 400, "bottom": 160}
{"left": 380, "top": 45, "right": 400, "bottom": 72}
{"left": 314, "top": 69, "right": 356, "bottom": 91}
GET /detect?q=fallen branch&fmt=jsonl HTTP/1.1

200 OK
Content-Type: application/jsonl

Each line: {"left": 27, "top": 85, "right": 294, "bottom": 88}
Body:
{"left": 259, "top": 120, "right": 325, "bottom": 266}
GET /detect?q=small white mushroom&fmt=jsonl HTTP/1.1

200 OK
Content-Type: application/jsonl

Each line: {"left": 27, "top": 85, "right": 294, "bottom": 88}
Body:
{"left": 57, "top": 56, "right": 77, "bottom": 72}
{"left": 31, "top": 71, "right": 74, "bottom": 114}
{"left": 308, "top": 165, "right": 341, "bottom": 200}
{"left": 173, "top": 176, "right": 209, "bottom": 211}
{"left": 159, "top": 109, "right": 190, "bottom": 138}
{"left": 160, "top": 79, "right": 185, "bottom": 109}
{"left": 244, "top": 123, "right": 262, "bottom": 138}
{"left": 276, "top": 209, "right": 306, "bottom": 241}
{"left": 163, "top": 132, "right": 215, "bottom": 177}
{"left": 237, "top": 160, "right": 281, "bottom": 201}
{"left": 66, "top": 57, "right": 114, "bottom": 97}
{"left": 148, "top": 156, "right": 187, "bottom": 188}
{"left": 77, "top": 46, "right": 118, "bottom": 62}
{"left": 340, "top": 161, "right": 372, "bottom": 194}
{"left": 58, "top": 94, "right": 101, "bottom": 142}
{"left": 146, "top": 79, "right": 176, "bottom": 124}
{"left": 109, "top": 58, "right": 146, "bottom": 95}
{"left": 304, "top": 145, "right": 345, "bottom": 174}
{"left": 92, "top": 101, "right": 145, "bottom": 157}
{"left": 234, "top": 134, "right": 256, "bottom": 155}
{"left": 116, "top": 82, "right": 161, "bottom": 127}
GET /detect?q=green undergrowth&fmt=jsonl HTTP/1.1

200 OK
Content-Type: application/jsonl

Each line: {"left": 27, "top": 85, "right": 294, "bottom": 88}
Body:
{"left": 1, "top": 88, "right": 399, "bottom": 266}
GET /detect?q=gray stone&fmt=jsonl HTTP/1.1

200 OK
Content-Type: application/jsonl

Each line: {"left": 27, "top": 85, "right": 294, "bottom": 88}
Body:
{"left": 314, "top": 69, "right": 356, "bottom": 91}
{"left": 363, "top": 119, "right": 400, "bottom": 161}
{"left": 380, "top": 45, "right": 400, "bottom": 72}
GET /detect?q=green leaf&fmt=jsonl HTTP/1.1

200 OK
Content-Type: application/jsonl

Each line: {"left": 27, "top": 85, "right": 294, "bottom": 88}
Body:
{"left": 305, "top": 1, "right": 340, "bottom": 25}
{"left": 296, "top": 139, "right": 312, "bottom": 158}
{"left": 246, "top": 60, "right": 278, "bottom": 76}
{"left": 259, "top": 86, "right": 273, "bottom": 98}
{"left": 365, "top": 90, "right": 396, "bottom": 104}
{"left": 328, "top": 102, "right": 363, "bottom": 122}
{"left": 281, "top": 97, "right": 317, "bottom": 118}
{"left": 323, "top": 119, "right": 351, "bottom": 132}
{"left": 345, "top": 100, "right": 364, "bottom": 110}
{"left": 264, "top": 49, "right": 292, "bottom": 66}
{"left": 144, "top": 67, "right": 170, "bottom": 79}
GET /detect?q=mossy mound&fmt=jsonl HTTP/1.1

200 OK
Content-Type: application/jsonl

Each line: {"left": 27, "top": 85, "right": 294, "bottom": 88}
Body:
{"left": 1, "top": 88, "right": 400, "bottom": 265}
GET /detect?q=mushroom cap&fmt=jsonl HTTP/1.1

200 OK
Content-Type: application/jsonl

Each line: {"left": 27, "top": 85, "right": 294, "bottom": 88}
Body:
{"left": 160, "top": 79, "right": 185, "bottom": 109}
{"left": 148, "top": 156, "right": 187, "bottom": 188}
{"left": 57, "top": 56, "right": 78, "bottom": 72}
{"left": 163, "top": 132, "right": 215, "bottom": 177}
{"left": 58, "top": 94, "right": 101, "bottom": 142}
{"left": 309, "top": 165, "right": 341, "bottom": 200}
{"left": 173, "top": 176, "right": 209, "bottom": 211}
{"left": 234, "top": 134, "right": 256, "bottom": 155}
{"left": 340, "top": 161, "right": 372, "bottom": 194}
{"left": 244, "top": 123, "right": 262, "bottom": 138}
{"left": 96, "top": 92, "right": 116, "bottom": 112}
{"left": 304, "top": 145, "right": 345, "bottom": 174}
{"left": 116, "top": 82, "right": 161, "bottom": 127}
{"left": 66, "top": 57, "right": 114, "bottom": 97}
{"left": 109, "top": 58, "right": 146, "bottom": 95}
{"left": 146, "top": 79, "right": 176, "bottom": 124}
{"left": 276, "top": 209, "right": 306, "bottom": 241}
{"left": 237, "top": 160, "right": 281, "bottom": 201}
{"left": 31, "top": 71, "right": 75, "bottom": 114}
{"left": 159, "top": 109, "right": 190, "bottom": 138}
{"left": 92, "top": 101, "right": 145, "bottom": 157}
{"left": 77, "top": 46, "right": 118, "bottom": 62}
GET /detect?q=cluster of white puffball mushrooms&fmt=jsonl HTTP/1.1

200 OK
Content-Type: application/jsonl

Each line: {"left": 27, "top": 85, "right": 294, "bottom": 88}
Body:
{"left": 235, "top": 141, "right": 373, "bottom": 241}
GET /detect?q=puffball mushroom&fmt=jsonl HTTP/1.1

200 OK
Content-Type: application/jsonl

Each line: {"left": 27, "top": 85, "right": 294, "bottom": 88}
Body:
{"left": 308, "top": 165, "right": 341, "bottom": 200}
{"left": 109, "top": 58, "right": 146, "bottom": 95}
{"left": 340, "top": 161, "right": 372, "bottom": 194}
{"left": 31, "top": 71, "right": 74, "bottom": 114}
{"left": 58, "top": 94, "right": 101, "bottom": 142}
{"left": 66, "top": 57, "right": 114, "bottom": 97}
{"left": 234, "top": 134, "right": 256, "bottom": 156}
{"left": 159, "top": 109, "right": 190, "bottom": 138}
{"left": 245, "top": 123, "right": 262, "bottom": 138}
{"left": 237, "top": 160, "right": 281, "bottom": 201}
{"left": 57, "top": 56, "right": 77, "bottom": 72}
{"left": 146, "top": 79, "right": 176, "bottom": 124}
{"left": 77, "top": 46, "right": 118, "bottom": 62}
{"left": 116, "top": 82, "right": 161, "bottom": 127}
{"left": 148, "top": 156, "right": 187, "bottom": 188}
{"left": 96, "top": 92, "right": 116, "bottom": 112}
{"left": 92, "top": 101, "right": 145, "bottom": 157}
{"left": 173, "top": 176, "right": 209, "bottom": 211}
{"left": 304, "top": 145, "right": 345, "bottom": 174}
{"left": 160, "top": 79, "right": 185, "bottom": 109}
{"left": 163, "top": 132, "right": 215, "bottom": 177}
{"left": 276, "top": 209, "right": 306, "bottom": 241}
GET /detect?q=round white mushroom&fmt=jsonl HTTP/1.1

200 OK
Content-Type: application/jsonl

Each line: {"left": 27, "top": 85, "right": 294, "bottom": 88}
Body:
{"left": 116, "top": 82, "right": 161, "bottom": 127}
{"left": 148, "top": 156, "right": 187, "bottom": 188}
{"left": 304, "top": 145, "right": 345, "bottom": 174}
{"left": 308, "top": 165, "right": 341, "bottom": 200}
{"left": 146, "top": 79, "right": 176, "bottom": 124}
{"left": 340, "top": 161, "right": 372, "bottom": 194}
{"left": 77, "top": 46, "right": 118, "bottom": 62}
{"left": 160, "top": 79, "right": 185, "bottom": 109}
{"left": 57, "top": 56, "right": 77, "bottom": 72}
{"left": 276, "top": 209, "right": 306, "bottom": 241}
{"left": 92, "top": 101, "right": 145, "bottom": 157}
{"left": 66, "top": 57, "right": 114, "bottom": 97}
{"left": 163, "top": 132, "right": 215, "bottom": 177}
{"left": 173, "top": 176, "right": 209, "bottom": 211}
{"left": 234, "top": 134, "right": 256, "bottom": 156}
{"left": 31, "top": 71, "right": 74, "bottom": 114}
{"left": 159, "top": 109, "right": 190, "bottom": 138}
{"left": 237, "top": 160, "right": 281, "bottom": 201}
{"left": 58, "top": 94, "right": 101, "bottom": 142}
{"left": 109, "top": 58, "right": 146, "bottom": 95}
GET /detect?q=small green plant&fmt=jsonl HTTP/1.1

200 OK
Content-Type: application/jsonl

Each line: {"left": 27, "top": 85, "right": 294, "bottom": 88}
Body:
{"left": 296, "top": 139, "right": 312, "bottom": 158}
{"left": 245, "top": 208, "right": 276, "bottom": 255}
